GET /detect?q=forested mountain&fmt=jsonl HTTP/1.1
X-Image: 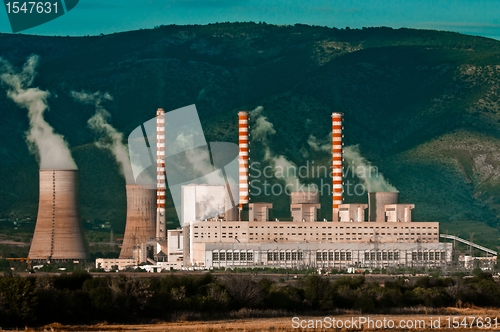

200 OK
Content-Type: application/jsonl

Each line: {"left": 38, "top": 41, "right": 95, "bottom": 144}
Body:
{"left": 1, "top": 23, "right": 500, "bottom": 247}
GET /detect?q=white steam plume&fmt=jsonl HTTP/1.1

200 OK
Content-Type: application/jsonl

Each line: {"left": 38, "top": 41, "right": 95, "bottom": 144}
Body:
{"left": 343, "top": 145, "right": 397, "bottom": 192}
{"left": 250, "top": 106, "right": 314, "bottom": 191}
{"left": 307, "top": 134, "right": 330, "bottom": 152}
{"left": 72, "top": 90, "right": 134, "bottom": 183}
{"left": 307, "top": 131, "right": 397, "bottom": 192}
{"left": 0, "top": 56, "right": 77, "bottom": 169}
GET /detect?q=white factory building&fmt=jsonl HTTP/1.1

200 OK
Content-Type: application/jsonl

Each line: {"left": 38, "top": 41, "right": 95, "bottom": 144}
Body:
{"left": 171, "top": 184, "right": 451, "bottom": 270}
{"left": 97, "top": 110, "right": 496, "bottom": 272}
{"left": 160, "top": 111, "right": 453, "bottom": 271}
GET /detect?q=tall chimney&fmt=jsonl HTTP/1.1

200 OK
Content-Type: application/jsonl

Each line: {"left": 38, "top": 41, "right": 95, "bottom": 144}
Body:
{"left": 156, "top": 108, "right": 166, "bottom": 239}
{"left": 29, "top": 170, "right": 88, "bottom": 261}
{"left": 238, "top": 111, "right": 249, "bottom": 220}
{"left": 332, "top": 113, "right": 343, "bottom": 222}
{"left": 119, "top": 185, "right": 156, "bottom": 258}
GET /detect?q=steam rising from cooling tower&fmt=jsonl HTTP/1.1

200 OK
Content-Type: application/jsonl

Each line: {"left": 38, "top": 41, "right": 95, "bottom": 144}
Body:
{"left": 72, "top": 90, "right": 134, "bottom": 183}
{"left": 307, "top": 134, "right": 330, "bottom": 152}
{"left": 250, "top": 106, "right": 314, "bottom": 191}
{"left": 0, "top": 56, "right": 76, "bottom": 169}
{"left": 0, "top": 56, "right": 87, "bottom": 261}
{"left": 72, "top": 90, "right": 157, "bottom": 259}
{"left": 343, "top": 145, "right": 397, "bottom": 192}
{"left": 308, "top": 135, "right": 397, "bottom": 193}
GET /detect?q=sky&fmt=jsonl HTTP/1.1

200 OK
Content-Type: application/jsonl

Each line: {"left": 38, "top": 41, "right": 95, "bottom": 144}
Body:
{"left": 1, "top": 0, "right": 500, "bottom": 40}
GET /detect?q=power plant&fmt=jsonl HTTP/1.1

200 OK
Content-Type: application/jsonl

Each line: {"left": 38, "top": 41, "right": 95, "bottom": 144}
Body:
{"left": 29, "top": 170, "right": 88, "bottom": 261}
{"left": 82, "top": 108, "right": 495, "bottom": 272}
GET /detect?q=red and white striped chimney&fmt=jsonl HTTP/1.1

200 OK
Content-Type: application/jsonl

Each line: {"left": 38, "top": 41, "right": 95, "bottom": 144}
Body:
{"left": 238, "top": 111, "right": 249, "bottom": 218}
{"left": 156, "top": 108, "right": 166, "bottom": 238}
{"left": 332, "top": 112, "right": 343, "bottom": 222}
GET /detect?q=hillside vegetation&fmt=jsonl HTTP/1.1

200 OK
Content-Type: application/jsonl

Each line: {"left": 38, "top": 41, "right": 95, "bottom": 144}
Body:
{"left": 1, "top": 23, "right": 500, "bottom": 247}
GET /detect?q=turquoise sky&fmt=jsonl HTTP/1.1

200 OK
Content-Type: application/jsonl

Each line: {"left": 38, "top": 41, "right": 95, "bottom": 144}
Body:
{"left": 1, "top": 0, "right": 500, "bottom": 39}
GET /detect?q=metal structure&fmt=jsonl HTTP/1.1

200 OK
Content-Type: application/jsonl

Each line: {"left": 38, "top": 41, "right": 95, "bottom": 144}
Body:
{"left": 440, "top": 234, "right": 497, "bottom": 256}
{"left": 331, "top": 113, "right": 343, "bottom": 221}
{"left": 29, "top": 170, "right": 88, "bottom": 261}
{"left": 119, "top": 185, "right": 156, "bottom": 258}
{"left": 238, "top": 111, "right": 249, "bottom": 219}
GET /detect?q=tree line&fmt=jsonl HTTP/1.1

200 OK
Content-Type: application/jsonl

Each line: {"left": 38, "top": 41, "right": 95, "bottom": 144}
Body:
{"left": 0, "top": 271, "right": 499, "bottom": 327}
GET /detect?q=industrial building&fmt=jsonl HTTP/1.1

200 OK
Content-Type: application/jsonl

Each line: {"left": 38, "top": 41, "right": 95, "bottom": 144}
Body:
{"left": 96, "top": 110, "right": 496, "bottom": 271}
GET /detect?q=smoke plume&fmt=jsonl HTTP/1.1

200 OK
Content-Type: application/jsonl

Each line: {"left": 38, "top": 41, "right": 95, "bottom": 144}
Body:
{"left": 72, "top": 90, "right": 134, "bottom": 183}
{"left": 0, "top": 56, "right": 77, "bottom": 169}
{"left": 343, "top": 145, "right": 397, "bottom": 192}
{"left": 307, "top": 134, "right": 330, "bottom": 152}
{"left": 250, "top": 106, "right": 313, "bottom": 191}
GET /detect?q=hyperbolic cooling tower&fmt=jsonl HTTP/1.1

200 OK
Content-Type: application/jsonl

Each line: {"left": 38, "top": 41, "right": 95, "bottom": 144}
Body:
{"left": 29, "top": 170, "right": 88, "bottom": 260}
{"left": 119, "top": 185, "right": 156, "bottom": 258}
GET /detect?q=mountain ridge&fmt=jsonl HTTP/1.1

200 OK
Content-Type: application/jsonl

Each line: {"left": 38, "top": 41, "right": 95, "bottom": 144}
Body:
{"left": 1, "top": 23, "right": 500, "bottom": 248}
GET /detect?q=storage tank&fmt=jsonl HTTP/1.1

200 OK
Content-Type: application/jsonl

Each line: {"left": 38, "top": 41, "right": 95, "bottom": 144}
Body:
{"left": 29, "top": 170, "right": 88, "bottom": 260}
{"left": 368, "top": 192, "right": 399, "bottom": 222}
{"left": 119, "top": 185, "right": 156, "bottom": 259}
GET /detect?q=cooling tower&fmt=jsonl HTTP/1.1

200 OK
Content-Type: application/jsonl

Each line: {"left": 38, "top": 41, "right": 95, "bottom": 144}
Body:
{"left": 331, "top": 112, "right": 343, "bottom": 221}
{"left": 238, "top": 111, "right": 249, "bottom": 218}
{"left": 29, "top": 170, "right": 88, "bottom": 261}
{"left": 368, "top": 192, "right": 399, "bottom": 222}
{"left": 119, "top": 185, "right": 156, "bottom": 258}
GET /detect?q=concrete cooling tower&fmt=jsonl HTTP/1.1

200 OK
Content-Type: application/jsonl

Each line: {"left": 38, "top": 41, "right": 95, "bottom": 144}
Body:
{"left": 29, "top": 170, "right": 88, "bottom": 261}
{"left": 119, "top": 185, "right": 156, "bottom": 259}
{"left": 368, "top": 192, "right": 399, "bottom": 222}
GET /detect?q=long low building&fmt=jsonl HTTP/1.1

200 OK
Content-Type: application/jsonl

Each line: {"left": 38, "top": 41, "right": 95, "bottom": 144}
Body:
{"left": 181, "top": 218, "right": 450, "bottom": 269}
{"left": 193, "top": 242, "right": 452, "bottom": 269}
{"left": 189, "top": 220, "right": 440, "bottom": 244}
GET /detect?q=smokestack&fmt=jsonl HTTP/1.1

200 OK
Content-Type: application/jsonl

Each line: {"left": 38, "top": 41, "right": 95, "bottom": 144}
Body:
{"left": 29, "top": 170, "right": 88, "bottom": 261}
{"left": 238, "top": 111, "right": 249, "bottom": 219}
{"left": 156, "top": 108, "right": 166, "bottom": 239}
{"left": 119, "top": 185, "right": 156, "bottom": 258}
{"left": 332, "top": 113, "right": 343, "bottom": 222}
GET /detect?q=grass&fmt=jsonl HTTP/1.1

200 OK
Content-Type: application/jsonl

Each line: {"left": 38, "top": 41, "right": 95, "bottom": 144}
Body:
{"left": 21, "top": 308, "right": 500, "bottom": 331}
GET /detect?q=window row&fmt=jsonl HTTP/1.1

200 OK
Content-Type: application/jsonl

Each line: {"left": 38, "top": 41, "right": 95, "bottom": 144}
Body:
{"left": 316, "top": 251, "right": 352, "bottom": 261}
{"left": 411, "top": 251, "right": 446, "bottom": 261}
{"left": 364, "top": 251, "right": 400, "bottom": 261}
{"left": 267, "top": 251, "right": 304, "bottom": 261}
{"left": 212, "top": 251, "right": 254, "bottom": 261}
